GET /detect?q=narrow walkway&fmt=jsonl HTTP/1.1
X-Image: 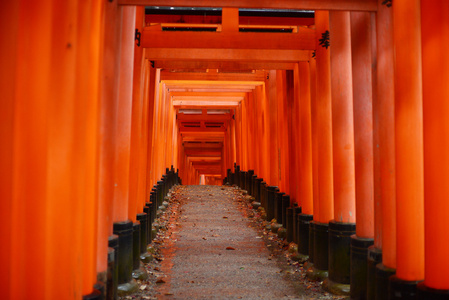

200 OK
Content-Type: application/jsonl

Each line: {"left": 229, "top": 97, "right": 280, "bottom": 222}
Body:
{"left": 148, "top": 185, "right": 341, "bottom": 300}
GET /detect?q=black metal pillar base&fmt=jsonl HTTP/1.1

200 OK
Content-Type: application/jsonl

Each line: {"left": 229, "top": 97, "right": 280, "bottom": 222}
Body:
{"left": 308, "top": 221, "right": 315, "bottom": 264}
{"left": 107, "top": 235, "right": 118, "bottom": 300}
{"left": 389, "top": 275, "right": 421, "bottom": 300}
{"left": 367, "top": 246, "right": 382, "bottom": 300}
{"left": 417, "top": 282, "right": 449, "bottom": 300}
{"left": 298, "top": 214, "right": 313, "bottom": 257}
{"left": 350, "top": 235, "right": 374, "bottom": 300}
{"left": 328, "top": 221, "right": 355, "bottom": 285}
{"left": 83, "top": 288, "right": 102, "bottom": 300}
{"left": 375, "top": 263, "right": 396, "bottom": 300}
{"left": 132, "top": 222, "right": 141, "bottom": 271}
{"left": 94, "top": 280, "right": 105, "bottom": 300}
{"left": 266, "top": 186, "right": 277, "bottom": 222}
{"left": 275, "top": 191, "right": 285, "bottom": 225}
{"left": 313, "top": 221, "right": 329, "bottom": 272}
{"left": 286, "top": 207, "right": 294, "bottom": 242}
{"left": 112, "top": 220, "right": 133, "bottom": 284}
{"left": 136, "top": 213, "right": 148, "bottom": 254}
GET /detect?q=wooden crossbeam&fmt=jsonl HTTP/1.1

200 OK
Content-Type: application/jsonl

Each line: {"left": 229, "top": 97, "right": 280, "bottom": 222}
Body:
{"left": 119, "top": 0, "right": 377, "bottom": 12}
{"left": 161, "top": 70, "right": 267, "bottom": 82}
{"left": 141, "top": 27, "right": 315, "bottom": 50}
{"left": 154, "top": 61, "right": 297, "bottom": 71}
{"left": 145, "top": 15, "right": 314, "bottom": 27}
{"left": 145, "top": 48, "right": 310, "bottom": 62}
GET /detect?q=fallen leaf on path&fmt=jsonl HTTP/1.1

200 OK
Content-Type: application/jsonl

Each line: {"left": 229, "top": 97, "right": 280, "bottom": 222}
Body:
{"left": 226, "top": 247, "right": 236, "bottom": 250}
{"left": 156, "top": 278, "right": 166, "bottom": 284}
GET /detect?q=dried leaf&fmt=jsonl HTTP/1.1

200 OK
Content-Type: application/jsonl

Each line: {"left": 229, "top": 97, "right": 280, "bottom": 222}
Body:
{"left": 156, "top": 278, "right": 166, "bottom": 284}
{"left": 226, "top": 246, "right": 236, "bottom": 250}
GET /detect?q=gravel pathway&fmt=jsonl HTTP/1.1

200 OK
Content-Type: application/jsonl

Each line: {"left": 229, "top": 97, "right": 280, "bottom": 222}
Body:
{"left": 151, "top": 185, "right": 344, "bottom": 300}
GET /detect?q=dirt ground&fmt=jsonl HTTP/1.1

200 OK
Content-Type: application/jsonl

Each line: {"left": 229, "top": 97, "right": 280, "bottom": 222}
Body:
{"left": 120, "top": 185, "right": 348, "bottom": 300}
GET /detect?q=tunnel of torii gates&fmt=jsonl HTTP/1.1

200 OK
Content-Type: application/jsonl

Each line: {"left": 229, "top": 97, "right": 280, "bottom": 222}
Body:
{"left": 1, "top": 0, "right": 449, "bottom": 300}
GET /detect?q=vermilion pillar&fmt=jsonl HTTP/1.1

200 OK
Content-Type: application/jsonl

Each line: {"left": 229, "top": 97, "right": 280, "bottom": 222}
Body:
{"left": 390, "top": 0, "right": 425, "bottom": 297}
{"left": 349, "top": 11, "right": 375, "bottom": 299}
{"left": 308, "top": 11, "right": 333, "bottom": 281}
{"left": 298, "top": 62, "right": 313, "bottom": 216}
{"left": 296, "top": 61, "right": 314, "bottom": 260}
{"left": 325, "top": 11, "right": 356, "bottom": 293}
{"left": 419, "top": 1, "right": 449, "bottom": 298}
{"left": 375, "top": 1, "right": 397, "bottom": 299}
{"left": 113, "top": 6, "right": 138, "bottom": 293}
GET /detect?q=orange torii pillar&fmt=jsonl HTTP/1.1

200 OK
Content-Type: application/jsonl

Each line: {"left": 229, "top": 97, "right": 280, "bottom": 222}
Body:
{"left": 374, "top": 1, "right": 397, "bottom": 299}
{"left": 129, "top": 6, "right": 152, "bottom": 281}
{"left": 308, "top": 49, "right": 320, "bottom": 264}
{"left": 112, "top": 5, "right": 139, "bottom": 294}
{"left": 308, "top": 10, "right": 334, "bottom": 281}
{"left": 349, "top": 11, "right": 375, "bottom": 299}
{"left": 297, "top": 61, "right": 314, "bottom": 259}
{"left": 390, "top": 0, "right": 425, "bottom": 297}
{"left": 419, "top": 1, "right": 449, "bottom": 298}
{"left": 324, "top": 11, "right": 356, "bottom": 293}
{"left": 1, "top": 1, "right": 104, "bottom": 299}
{"left": 98, "top": 1, "right": 125, "bottom": 299}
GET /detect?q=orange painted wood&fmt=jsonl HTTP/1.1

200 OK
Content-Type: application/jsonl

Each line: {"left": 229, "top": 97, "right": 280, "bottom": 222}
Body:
{"left": 370, "top": 11, "right": 382, "bottom": 250}
{"left": 98, "top": 0, "right": 122, "bottom": 277}
{"left": 154, "top": 60, "right": 296, "bottom": 71}
{"left": 298, "top": 62, "right": 313, "bottom": 215}
{"left": 10, "top": 1, "right": 52, "bottom": 298}
{"left": 422, "top": 0, "right": 449, "bottom": 290}
{"left": 329, "top": 11, "right": 356, "bottom": 223}
{"left": 114, "top": 6, "right": 135, "bottom": 222}
{"left": 145, "top": 14, "right": 314, "bottom": 27}
{"left": 161, "top": 71, "right": 267, "bottom": 82}
{"left": 141, "top": 28, "right": 316, "bottom": 50}
{"left": 314, "top": 11, "right": 333, "bottom": 223}
{"left": 145, "top": 66, "right": 158, "bottom": 197}
{"left": 267, "top": 70, "right": 279, "bottom": 186}
{"left": 351, "top": 11, "right": 374, "bottom": 238}
{"left": 222, "top": 8, "right": 239, "bottom": 32}
{"left": 0, "top": 1, "right": 19, "bottom": 298}
{"left": 376, "top": 0, "right": 396, "bottom": 270}
{"left": 119, "top": 0, "right": 378, "bottom": 12}
{"left": 145, "top": 48, "right": 310, "bottom": 63}
{"left": 129, "top": 5, "right": 144, "bottom": 221}
{"left": 309, "top": 52, "right": 318, "bottom": 218}
{"left": 289, "top": 66, "right": 300, "bottom": 205}
{"left": 393, "top": 0, "right": 424, "bottom": 282}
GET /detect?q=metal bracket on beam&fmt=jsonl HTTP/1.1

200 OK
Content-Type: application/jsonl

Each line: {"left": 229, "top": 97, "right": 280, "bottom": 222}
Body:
{"left": 135, "top": 28, "right": 141, "bottom": 47}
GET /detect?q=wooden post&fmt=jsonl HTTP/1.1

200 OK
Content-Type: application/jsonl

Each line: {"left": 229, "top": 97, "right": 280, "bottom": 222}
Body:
{"left": 349, "top": 11, "right": 375, "bottom": 299}
{"left": 390, "top": 0, "right": 424, "bottom": 296}
{"left": 325, "top": 10, "right": 355, "bottom": 292}
{"left": 419, "top": 0, "right": 449, "bottom": 296}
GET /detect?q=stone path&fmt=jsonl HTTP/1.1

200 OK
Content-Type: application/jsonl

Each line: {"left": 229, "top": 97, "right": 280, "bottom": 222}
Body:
{"left": 152, "top": 185, "right": 339, "bottom": 300}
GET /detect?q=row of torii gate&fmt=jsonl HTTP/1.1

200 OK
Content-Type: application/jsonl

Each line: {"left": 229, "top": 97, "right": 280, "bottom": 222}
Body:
{"left": 1, "top": 0, "right": 449, "bottom": 299}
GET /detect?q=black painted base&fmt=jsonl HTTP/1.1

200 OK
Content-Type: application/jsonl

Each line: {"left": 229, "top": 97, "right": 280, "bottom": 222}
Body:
{"left": 417, "top": 282, "right": 449, "bottom": 300}
{"left": 107, "top": 235, "right": 118, "bottom": 300}
{"left": 309, "top": 221, "right": 315, "bottom": 263}
{"left": 82, "top": 288, "right": 102, "bottom": 300}
{"left": 328, "top": 221, "right": 355, "bottom": 284}
{"left": 389, "top": 275, "right": 422, "bottom": 299}
{"left": 367, "top": 246, "right": 382, "bottom": 300}
{"left": 350, "top": 235, "right": 374, "bottom": 300}
{"left": 298, "top": 214, "right": 313, "bottom": 256}
{"left": 113, "top": 220, "right": 134, "bottom": 284}
{"left": 375, "top": 263, "right": 396, "bottom": 300}
{"left": 313, "top": 221, "right": 329, "bottom": 271}
{"left": 94, "top": 280, "right": 105, "bottom": 300}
